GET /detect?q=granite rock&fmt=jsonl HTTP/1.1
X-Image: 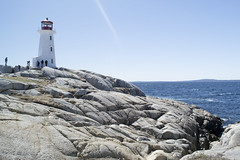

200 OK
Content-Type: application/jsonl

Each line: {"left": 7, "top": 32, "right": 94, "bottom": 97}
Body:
{"left": 0, "top": 65, "right": 13, "bottom": 73}
{"left": 181, "top": 122, "right": 240, "bottom": 160}
{"left": 0, "top": 67, "right": 225, "bottom": 160}
{"left": 0, "top": 78, "right": 29, "bottom": 91}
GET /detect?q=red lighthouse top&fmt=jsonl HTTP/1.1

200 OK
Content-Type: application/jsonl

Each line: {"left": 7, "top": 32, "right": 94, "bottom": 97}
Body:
{"left": 41, "top": 18, "right": 53, "bottom": 30}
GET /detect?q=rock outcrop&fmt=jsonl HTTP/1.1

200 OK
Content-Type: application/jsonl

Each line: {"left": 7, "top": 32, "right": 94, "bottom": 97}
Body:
{"left": 0, "top": 65, "right": 28, "bottom": 73}
{"left": 0, "top": 67, "right": 224, "bottom": 160}
{"left": 181, "top": 122, "right": 240, "bottom": 160}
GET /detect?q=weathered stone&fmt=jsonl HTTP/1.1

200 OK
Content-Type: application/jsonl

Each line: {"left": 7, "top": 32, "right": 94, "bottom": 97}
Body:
{"left": 24, "top": 89, "right": 42, "bottom": 96}
{"left": 8, "top": 89, "right": 41, "bottom": 96}
{"left": 0, "top": 65, "right": 13, "bottom": 73}
{"left": 74, "top": 70, "right": 145, "bottom": 96}
{"left": 181, "top": 123, "right": 240, "bottom": 160}
{"left": 146, "top": 150, "right": 171, "bottom": 160}
{"left": 0, "top": 121, "right": 78, "bottom": 160}
{"left": 80, "top": 139, "right": 143, "bottom": 160}
{"left": 42, "top": 67, "right": 79, "bottom": 79}
{"left": 20, "top": 70, "right": 42, "bottom": 78}
{"left": 53, "top": 77, "right": 93, "bottom": 90}
{"left": 0, "top": 67, "right": 227, "bottom": 160}
{"left": 113, "top": 78, "right": 145, "bottom": 97}
{"left": 76, "top": 70, "right": 114, "bottom": 91}
{"left": 0, "top": 78, "right": 29, "bottom": 90}
{"left": 74, "top": 89, "right": 87, "bottom": 97}
{"left": 40, "top": 86, "right": 73, "bottom": 98}
{"left": 53, "top": 98, "right": 83, "bottom": 115}
{"left": 13, "top": 65, "right": 28, "bottom": 73}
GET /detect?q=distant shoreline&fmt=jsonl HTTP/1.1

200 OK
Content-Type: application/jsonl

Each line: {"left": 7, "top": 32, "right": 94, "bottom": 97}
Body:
{"left": 132, "top": 79, "right": 240, "bottom": 83}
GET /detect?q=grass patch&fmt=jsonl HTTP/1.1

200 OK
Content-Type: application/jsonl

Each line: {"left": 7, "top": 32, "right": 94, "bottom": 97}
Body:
{"left": 186, "top": 153, "right": 230, "bottom": 160}
{"left": 18, "top": 94, "right": 60, "bottom": 107}
{"left": 1, "top": 75, "right": 53, "bottom": 86}
{"left": 56, "top": 86, "right": 78, "bottom": 94}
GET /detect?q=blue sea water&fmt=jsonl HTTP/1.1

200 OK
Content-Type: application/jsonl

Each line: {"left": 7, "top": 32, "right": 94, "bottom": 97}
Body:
{"left": 132, "top": 81, "right": 240, "bottom": 126}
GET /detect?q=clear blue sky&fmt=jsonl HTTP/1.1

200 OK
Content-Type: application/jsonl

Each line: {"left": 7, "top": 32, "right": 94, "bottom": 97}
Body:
{"left": 1, "top": 0, "right": 240, "bottom": 81}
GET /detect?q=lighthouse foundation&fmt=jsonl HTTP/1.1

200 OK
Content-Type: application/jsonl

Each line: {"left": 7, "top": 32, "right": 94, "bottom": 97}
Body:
{"left": 33, "top": 56, "right": 56, "bottom": 68}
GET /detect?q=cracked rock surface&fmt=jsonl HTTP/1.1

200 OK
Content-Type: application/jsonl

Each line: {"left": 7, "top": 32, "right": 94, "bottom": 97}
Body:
{"left": 0, "top": 67, "right": 223, "bottom": 160}
{"left": 181, "top": 122, "right": 240, "bottom": 160}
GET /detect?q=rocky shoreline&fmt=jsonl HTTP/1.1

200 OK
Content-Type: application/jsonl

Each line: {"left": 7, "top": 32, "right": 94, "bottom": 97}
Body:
{"left": 0, "top": 67, "right": 238, "bottom": 159}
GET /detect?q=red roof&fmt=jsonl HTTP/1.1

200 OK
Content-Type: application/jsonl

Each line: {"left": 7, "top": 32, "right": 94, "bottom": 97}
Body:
{"left": 41, "top": 18, "right": 53, "bottom": 24}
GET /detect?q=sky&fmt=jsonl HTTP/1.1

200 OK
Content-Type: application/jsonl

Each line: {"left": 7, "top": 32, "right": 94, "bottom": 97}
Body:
{"left": 1, "top": 0, "right": 240, "bottom": 81}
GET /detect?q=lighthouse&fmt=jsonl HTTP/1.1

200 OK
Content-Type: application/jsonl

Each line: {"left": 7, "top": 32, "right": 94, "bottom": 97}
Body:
{"left": 33, "top": 18, "right": 56, "bottom": 68}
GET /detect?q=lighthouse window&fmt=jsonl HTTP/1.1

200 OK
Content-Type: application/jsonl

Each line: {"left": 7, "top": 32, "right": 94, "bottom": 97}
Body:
{"left": 51, "top": 59, "right": 53, "bottom": 64}
{"left": 50, "top": 36, "right": 52, "bottom": 40}
{"left": 50, "top": 47, "right": 53, "bottom": 52}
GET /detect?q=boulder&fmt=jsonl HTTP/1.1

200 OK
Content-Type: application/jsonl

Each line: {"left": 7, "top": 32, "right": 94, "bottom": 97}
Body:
{"left": 52, "top": 77, "right": 94, "bottom": 90}
{"left": 181, "top": 123, "right": 240, "bottom": 160}
{"left": 74, "top": 89, "right": 87, "bottom": 97}
{"left": 146, "top": 150, "right": 171, "bottom": 160}
{"left": 13, "top": 65, "right": 28, "bottom": 73}
{"left": 0, "top": 65, "right": 13, "bottom": 73}
{"left": 0, "top": 78, "right": 29, "bottom": 91}
{"left": 53, "top": 98, "right": 83, "bottom": 115}
{"left": 20, "top": 70, "right": 42, "bottom": 78}
{"left": 24, "top": 89, "right": 42, "bottom": 96}
{"left": 74, "top": 70, "right": 145, "bottom": 96}
{"left": 4, "top": 89, "right": 41, "bottom": 96}
{"left": 42, "top": 67, "right": 79, "bottom": 79}
{"left": 76, "top": 70, "right": 114, "bottom": 91}
{"left": 40, "top": 86, "right": 73, "bottom": 98}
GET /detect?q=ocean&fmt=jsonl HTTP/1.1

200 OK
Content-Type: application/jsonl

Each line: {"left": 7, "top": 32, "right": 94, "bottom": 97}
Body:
{"left": 132, "top": 81, "right": 240, "bottom": 126}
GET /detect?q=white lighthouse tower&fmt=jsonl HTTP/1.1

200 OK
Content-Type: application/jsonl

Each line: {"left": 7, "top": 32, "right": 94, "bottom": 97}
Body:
{"left": 33, "top": 18, "right": 56, "bottom": 68}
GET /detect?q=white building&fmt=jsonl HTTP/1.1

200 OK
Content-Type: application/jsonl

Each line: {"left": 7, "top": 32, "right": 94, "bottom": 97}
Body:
{"left": 33, "top": 18, "right": 56, "bottom": 68}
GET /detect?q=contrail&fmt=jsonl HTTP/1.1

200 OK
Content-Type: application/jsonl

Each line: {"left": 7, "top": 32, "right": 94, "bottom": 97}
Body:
{"left": 95, "top": 0, "right": 119, "bottom": 44}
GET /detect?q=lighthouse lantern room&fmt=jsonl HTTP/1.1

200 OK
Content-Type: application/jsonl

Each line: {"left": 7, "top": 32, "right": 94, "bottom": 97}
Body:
{"left": 33, "top": 18, "right": 56, "bottom": 68}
